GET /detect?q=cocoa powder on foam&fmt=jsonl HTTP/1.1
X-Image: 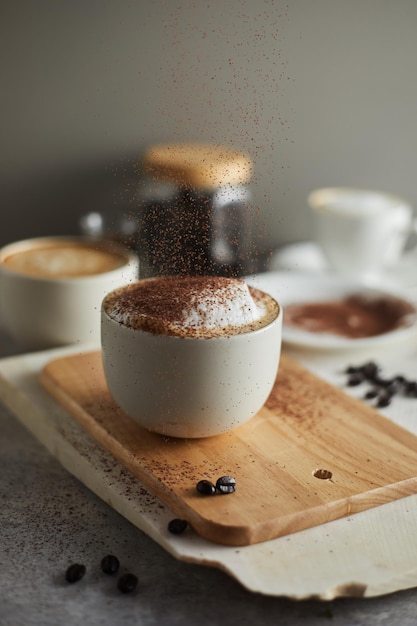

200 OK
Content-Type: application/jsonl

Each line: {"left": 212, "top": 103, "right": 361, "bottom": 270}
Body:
{"left": 103, "top": 275, "right": 278, "bottom": 338}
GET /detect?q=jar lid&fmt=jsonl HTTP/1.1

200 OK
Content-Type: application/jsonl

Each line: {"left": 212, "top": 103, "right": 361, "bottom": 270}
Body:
{"left": 143, "top": 143, "right": 252, "bottom": 189}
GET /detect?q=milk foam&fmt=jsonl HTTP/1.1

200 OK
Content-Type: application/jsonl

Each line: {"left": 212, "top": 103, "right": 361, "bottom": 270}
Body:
{"left": 103, "top": 276, "right": 278, "bottom": 338}
{"left": 179, "top": 279, "right": 265, "bottom": 331}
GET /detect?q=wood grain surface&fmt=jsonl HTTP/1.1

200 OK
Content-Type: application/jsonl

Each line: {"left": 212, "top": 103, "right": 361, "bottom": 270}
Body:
{"left": 39, "top": 350, "right": 417, "bottom": 546}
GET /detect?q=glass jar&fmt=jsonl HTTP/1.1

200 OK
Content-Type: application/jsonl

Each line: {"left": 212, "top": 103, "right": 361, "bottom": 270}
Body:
{"left": 137, "top": 143, "right": 254, "bottom": 277}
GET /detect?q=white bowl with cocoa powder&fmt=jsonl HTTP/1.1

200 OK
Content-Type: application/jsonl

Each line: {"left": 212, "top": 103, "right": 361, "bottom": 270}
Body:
{"left": 101, "top": 275, "right": 282, "bottom": 438}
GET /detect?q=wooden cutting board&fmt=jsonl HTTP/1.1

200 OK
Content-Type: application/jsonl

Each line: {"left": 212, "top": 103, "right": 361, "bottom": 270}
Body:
{"left": 39, "top": 350, "right": 417, "bottom": 546}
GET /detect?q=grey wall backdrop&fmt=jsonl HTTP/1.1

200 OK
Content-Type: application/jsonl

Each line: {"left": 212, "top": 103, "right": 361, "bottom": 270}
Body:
{"left": 1, "top": 0, "right": 416, "bottom": 256}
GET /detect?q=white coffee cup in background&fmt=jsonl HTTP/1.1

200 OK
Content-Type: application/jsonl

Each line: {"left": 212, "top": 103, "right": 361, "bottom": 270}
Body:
{"left": 101, "top": 276, "right": 282, "bottom": 438}
{"left": 0, "top": 236, "right": 138, "bottom": 351}
{"left": 308, "top": 187, "right": 417, "bottom": 281}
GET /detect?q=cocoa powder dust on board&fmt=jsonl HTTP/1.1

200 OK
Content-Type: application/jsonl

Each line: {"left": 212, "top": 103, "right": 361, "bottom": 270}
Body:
{"left": 284, "top": 294, "right": 417, "bottom": 339}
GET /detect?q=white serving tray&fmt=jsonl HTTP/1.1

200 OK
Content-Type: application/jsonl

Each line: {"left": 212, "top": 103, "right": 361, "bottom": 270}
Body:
{"left": 2, "top": 341, "right": 417, "bottom": 600}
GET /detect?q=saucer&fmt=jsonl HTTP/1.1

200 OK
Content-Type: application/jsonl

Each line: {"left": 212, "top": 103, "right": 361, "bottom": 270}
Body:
{"left": 269, "top": 241, "right": 417, "bottom": 291}
{"left": 245, "top": 270, "right": 417, "bottom": 351}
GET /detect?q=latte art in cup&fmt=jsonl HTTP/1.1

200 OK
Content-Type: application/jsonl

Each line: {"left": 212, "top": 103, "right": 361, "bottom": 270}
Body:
{"left": 3, "top": 241, "right": 127, "bottom": 279}
{"left": 103, "top": 275, "right": 279, "bottom": 338}
{"left": 0, "top": 236, "right": 138, "bottom": 350}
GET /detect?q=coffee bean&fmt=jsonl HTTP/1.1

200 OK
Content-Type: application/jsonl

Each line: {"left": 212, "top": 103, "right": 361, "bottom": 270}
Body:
{"left": 372, "top": 376, "right": 389, "bottom": 388}
{"left": 344, "top": 361, "right": 417, "bottom": 407}
{"left": 377, "top": 393, "right": 392, "bottom": 408}
{"left": 168, "top": 518, "right": 188, "bottom": 534}
{"left": 196, "top": 479, "right": 216, "bottom": 495}
{"left": 65, "top": 563, "right": 86, "bottom": 583}
{"left": 385, "top": 379, "right": 402, "bottom": 396}
{"left": 347, "top": 373, "right": 364, "bottom": 386}
{"left": 101, "top": 554, "right": 120, "bottom": 575}
{"left": 406, "top": 381, "right": 417, "bottom": 398}
{"left": 361, "top": 361, "right": 379, "bottom": 380}
{"left": 117, "top": 573, "right": 138, "bottom": 594}
{"left": 216, "top": 476, "right": 236, "bottom": 494}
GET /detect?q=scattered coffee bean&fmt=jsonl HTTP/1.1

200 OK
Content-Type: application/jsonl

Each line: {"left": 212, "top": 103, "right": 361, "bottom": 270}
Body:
{"left": 406, "top": 381, "right": 417, "bottom": 398}
{"left": 364, "top": 388, "right": 378, "bottom": 400}
{"left": 344, "top": 361, "right": 417, "bottom": 407}
{"left": 101, "top": 554, "right": 120, "bottom": 575}
{"left": 377, "top": 393, "right": 392, "bottom": 408}
{"left": 347, "top": 373, "right": 364, "bottom": 386}
{"left": 117, "top": 573, "right": 138, "bottom": 594}
{"left": 196, "top": 479, "right": 216, "bottom": 495}
{"left": 168, "top": 518, "right": 188, "bottom": 534}
{"left": 65, "top": 563, "right": 86, "bottom": 583}
{"left": 361, "top": 361, "right": 379, "bottom": 380}
{"left": 216, "top": 476, "right": 236, "bottom": 494}
{"left": 374, "top": 377, "right": 391, "bottom": 389}
{"left": 385, "top": 380, "right": 401, "bottom": 395}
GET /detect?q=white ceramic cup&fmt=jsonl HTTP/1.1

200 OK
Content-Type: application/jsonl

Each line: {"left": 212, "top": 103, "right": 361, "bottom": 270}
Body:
{"left": 0, "top": 236, "right": 138, "bottom": 351}
{"left": 101, "top": 284, "right": 282, "bottom": 439}
{"left": 308, "top": 187, "right": 417, "bottom": 281}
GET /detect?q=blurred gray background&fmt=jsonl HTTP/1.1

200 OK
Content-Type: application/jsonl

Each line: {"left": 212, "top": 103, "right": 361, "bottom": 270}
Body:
{"left": 1, "top": 0, "right": 416, "bottom": 256}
